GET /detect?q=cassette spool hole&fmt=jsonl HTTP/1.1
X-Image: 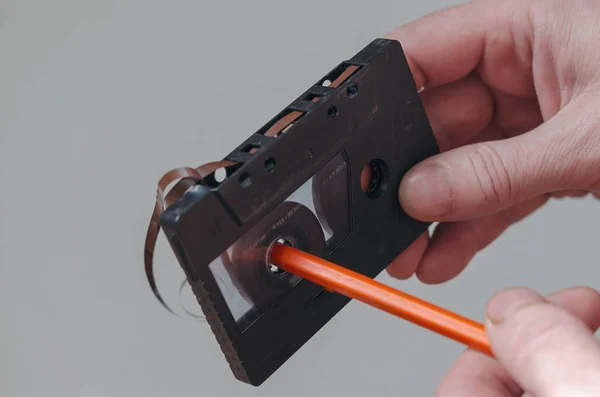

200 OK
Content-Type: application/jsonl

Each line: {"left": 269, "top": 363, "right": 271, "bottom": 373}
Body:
{"left": 267, "top": 238, "right": 293, "bottom": 275}
{"left": 361, "top": 159, "right": 389, "bottom": 198}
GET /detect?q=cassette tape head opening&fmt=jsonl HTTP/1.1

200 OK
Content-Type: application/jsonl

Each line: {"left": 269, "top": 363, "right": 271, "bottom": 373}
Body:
{"left": 147, "top": 38, "right": 439, "bottom": 386}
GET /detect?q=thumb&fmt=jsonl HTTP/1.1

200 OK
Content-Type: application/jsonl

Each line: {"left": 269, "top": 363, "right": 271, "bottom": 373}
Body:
{"left": 399, "top": 97, "right": 600, "bottom": 221}
{"left": 485, "top": 287, "right": 600, "bottom": 397}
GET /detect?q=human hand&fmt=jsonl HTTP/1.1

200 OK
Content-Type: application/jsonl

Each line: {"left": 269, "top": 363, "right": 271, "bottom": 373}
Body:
{"left": 385, "top": 0, "right": 600, "bottom": 283}
{"left": 435, "top": 286, "right": 600, "bottom": 396}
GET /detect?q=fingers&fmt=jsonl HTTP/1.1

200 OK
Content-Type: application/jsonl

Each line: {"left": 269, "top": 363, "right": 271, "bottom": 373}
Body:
{"left": 387, "top": 75, "right": 495, "bottom": 281}
{"left": 385, "top": 0, "right": 534, "bottom": 92}
{"left": 398, "top": 136, "right": 532, "bottom": 222}
{"left": 415, "top": 195, "right": 548, "bottom": 284}
{"left": 436, "top": 287, "right": 600, "bottom": 397}
{"left": 420, "top": 75, "right": 494, "bottom": 152}
{"left": 488, "top": 90, "right": 542, "bottom": 138}
{"left": 398, "top": 98, "right": 600, "bottom": 222}
{"left": 435, "top": 349, "right": 520, "bottom": 397}
{"left": 387, "top": 195, "right": 547, "bottom": 284}
{"left": 486, "top": 287, "right": 600, "bottom": 396}
{"left": 545, "top": 287, "right": 600, "bottom": 330}
{"left": 386, "top": 231, "right": 429, "bottom": 280}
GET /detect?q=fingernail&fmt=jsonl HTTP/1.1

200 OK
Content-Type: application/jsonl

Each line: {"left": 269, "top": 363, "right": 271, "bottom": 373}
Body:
{"left": 486, "top": 288, "right": 544, "bottom": 325}
{"left": 399, "top": 162, "right": 453, "bottom": 218}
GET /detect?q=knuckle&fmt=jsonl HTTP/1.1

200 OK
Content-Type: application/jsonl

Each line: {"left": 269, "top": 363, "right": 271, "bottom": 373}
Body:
{"left": 467, "top": 143, "right": 517, "bottom": 205}
{"left": 549, "top": 104, "right": 600, "bottom": 189}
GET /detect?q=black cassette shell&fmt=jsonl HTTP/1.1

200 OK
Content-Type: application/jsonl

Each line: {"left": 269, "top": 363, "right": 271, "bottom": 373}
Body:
{"left": 160, "top": 38, "right": 440, "bottom": 386}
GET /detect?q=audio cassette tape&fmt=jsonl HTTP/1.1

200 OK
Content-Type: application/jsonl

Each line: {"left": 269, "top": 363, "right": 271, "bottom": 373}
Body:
{"left": 144, "top": 38, "right": 439, "bottom": 386}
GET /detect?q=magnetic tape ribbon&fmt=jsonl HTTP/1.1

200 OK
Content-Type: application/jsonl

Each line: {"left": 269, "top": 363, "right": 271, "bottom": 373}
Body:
{"left": 144, "top": 65, "right": 360, "bottom": 319}
{"left": 144, "top": 162, "right": 237, "bottom": 319}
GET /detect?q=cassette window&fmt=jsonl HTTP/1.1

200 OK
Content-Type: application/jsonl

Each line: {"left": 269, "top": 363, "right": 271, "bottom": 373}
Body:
{"left": 208, "top": 152, "right": 351, "bottom": 330}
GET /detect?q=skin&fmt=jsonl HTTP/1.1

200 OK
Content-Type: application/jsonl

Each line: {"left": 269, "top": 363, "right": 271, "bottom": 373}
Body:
{"left": 383, "top": 0, "right": 600, "bottom": 395}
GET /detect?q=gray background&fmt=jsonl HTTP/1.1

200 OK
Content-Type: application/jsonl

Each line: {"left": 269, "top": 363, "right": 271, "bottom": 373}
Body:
{"left": 1, "top": 0, "right": 598, "bottom": 396}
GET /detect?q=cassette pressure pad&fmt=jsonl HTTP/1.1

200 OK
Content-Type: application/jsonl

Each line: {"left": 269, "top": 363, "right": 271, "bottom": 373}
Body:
{"left": 155, "top": 38, "right": 439, "bottom": 385}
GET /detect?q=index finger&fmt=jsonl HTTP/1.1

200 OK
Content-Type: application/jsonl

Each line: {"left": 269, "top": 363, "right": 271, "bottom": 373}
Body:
{"left": 385, "top": 0, "right": 532, "bottom": 90}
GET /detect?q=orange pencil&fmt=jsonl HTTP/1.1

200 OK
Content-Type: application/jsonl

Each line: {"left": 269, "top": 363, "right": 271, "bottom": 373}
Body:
{"left": 270, "top": 244, "right": 493, "bottom": 357}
